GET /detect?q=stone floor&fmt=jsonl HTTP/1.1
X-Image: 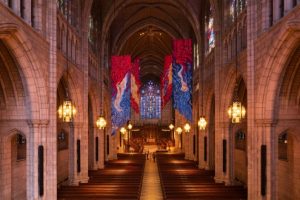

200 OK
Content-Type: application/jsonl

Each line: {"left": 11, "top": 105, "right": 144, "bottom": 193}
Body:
{"left": 140, "top": 158, "right": 163, "bottom": 200}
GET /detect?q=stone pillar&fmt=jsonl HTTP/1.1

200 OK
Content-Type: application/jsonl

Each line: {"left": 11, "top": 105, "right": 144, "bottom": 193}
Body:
{"left": 189, "top": 132, "right": 194, "bottom": 160}
{"left": 12, "top": 0, "right": 20, "bottom": 16}
{"left": 184, "top": 132, "right": 188, "bottom": 158}
{"left": 34, "top": 0, "right": 43, "bottom": 32}
{"left": 111, "top": 134, "right": 117, "bottom": 160}
{"left": 79, "top": 124, "right": 89, "bottom": 184}
{"left": 24, "top": 0, "right": 32, "bottom": 25}
{"left": 284, "top": 0, "right": 293, "bottom": 14}
{"left": 221, "top": 122, "right": 233, "bottom": 185}
{"left": 248, "top": 121, "right": 277, "bottom": 200}
{"left": 174, "top": 131, "right": 180, "bottom": 149}
{"left": 98, "top": 129, "right": 105, "bottom": 169}
{"left": 213, "top": 1, "right": 223, "bottom": 183}
{"left": 2, "top": 0, "right": 8, "bottom": 6}
{"left": 41, "top": 120, "right": 57, "bottom": 200}
{"left": 104, "top": 129, "right": 109, "bottom": 161}
{"left": 68, "top": 123, "right": 79, "bottom": 185}
{"left": 198, "top": 132, "right": 205, "bottom": 169}
{"left": 26, "top": 120, "right": 41, "bottom": 200}
{"left": 45, "top": 0, "right": 57, "bottom": 197}
{"left": 265, "top": 121, "right": 277, "bottom": 200}
{"left": 92, "top": 127, "right": 98, "bottom": 170}
{"left": 273, "top": 0, "right": 281, "bottom": 22}
{"left": 204, "top": 130, "right": 210, "bottom": 170}
{"left": 0, "top": 137, "right": 11, "bottom": 199}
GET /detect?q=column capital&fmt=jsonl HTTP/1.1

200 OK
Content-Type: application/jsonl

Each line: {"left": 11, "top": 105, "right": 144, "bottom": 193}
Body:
{"left": 27, "top": 119, "right": 49, "bottom": 127}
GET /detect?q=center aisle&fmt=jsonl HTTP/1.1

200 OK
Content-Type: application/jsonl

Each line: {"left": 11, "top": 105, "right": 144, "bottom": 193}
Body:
{"left": 140, "top": 158, "right": 164, "bottom": 200}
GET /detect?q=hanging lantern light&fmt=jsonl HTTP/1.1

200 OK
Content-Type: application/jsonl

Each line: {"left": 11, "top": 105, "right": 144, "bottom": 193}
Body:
{"left": 228, "top": 101, "right": 246, "bottom": 123}
{"left": 228, "top": 0, "right": 246, "bottom": 124}
{"left": 120, "top": 127, "right": 127, "bottom": 135}
{"left": 57, "top": 11, "right": 77, "bottom": 123}
{"left": 198, "top": 116, "right": 207, "bottom": 130}
{"left": 96, "top": 116, "right": 107, "bottom": 129}
{"left": 176, "top": 127, "right": 183, "bottom": 134}
{"left": 58, "top": 99, "right": 77, "bottom": 122}
{"left": 127, "top": 122, "right": 133, "bottom": 130}
{"left": 169, "top": 123, "right": 174, "bottom": 130}
{"left": 184, "top": 123, "right": 191, "bottom": 133}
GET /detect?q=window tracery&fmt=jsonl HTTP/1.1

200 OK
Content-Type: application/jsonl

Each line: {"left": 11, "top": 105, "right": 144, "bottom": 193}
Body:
{"left": 140, "top": 81, "right": 161, "bottom": 119}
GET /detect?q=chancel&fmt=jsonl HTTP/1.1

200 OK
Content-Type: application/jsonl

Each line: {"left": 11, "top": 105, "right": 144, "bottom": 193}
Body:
{"left": 0, "top": 0, "right": 299, "bottom": 200}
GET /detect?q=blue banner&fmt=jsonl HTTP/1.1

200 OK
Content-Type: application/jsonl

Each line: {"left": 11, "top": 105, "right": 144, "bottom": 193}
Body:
{"left": 111, "top": 56, "right": 131, "bottom": 135}
{"left": 172, "top": 61, "right": 192, "bottom": 122}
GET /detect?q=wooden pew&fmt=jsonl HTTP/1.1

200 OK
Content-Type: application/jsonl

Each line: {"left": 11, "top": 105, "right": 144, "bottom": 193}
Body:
{"left": 57, "top": 153, "right": 145, "bottom": 200}
{"left": 157, "top": 153, "right": 247, "bottom": 200}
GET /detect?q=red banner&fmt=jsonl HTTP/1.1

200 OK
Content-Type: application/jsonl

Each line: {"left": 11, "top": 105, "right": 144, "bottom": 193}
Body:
{"left": 111, "top": 55, "right": 132, "bottom": 91}
{"left": 173, "top": 39, "right": 192, "bottom": 68}
{"left": 111, "top": 55, "right": 131, "bottom": 134}
{"left": 161, "top": 55, "right": 172, "bottom": 107}
{"left": 131, "top": 57, "right": 141, "bottom": 113}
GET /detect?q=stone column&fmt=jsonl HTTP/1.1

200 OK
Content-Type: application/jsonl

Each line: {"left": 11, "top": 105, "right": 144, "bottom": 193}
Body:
{"left": 189, "top": 132, "right": 194, "bottom": 160}
{"left": 198, "top": 131, "right": 205, "bottom": 169}
{"left": 2, "top": 0, "right": 8, "bottom": 6}
{"left": 184, "top": 132, "right": 189, "bottom": 159}
{"left": 213, "top": 1, "right": 224, "bottom": 183}
{"left": 273, "top": 0, "right": 281, "bottom": 22}
{"left": 248, "top": 120, "right": 277, "bottom": 200}
{"left": 26, "top": 120, "right": 41, "bottom": 200}
{"left": 265, "top": 121, "right": 277, "bottom": 200}
{"left": 221, "top": 122, "right": 233, "bottom": 185}
{"left": 41, "top": 120, "right": 57, "bottom": 200}
{"left": 284, "top": 0, "right": 293, "bottom": 14}
{"left": 79, "top": 124, "right": 89, "bottom": 184}
{"left": 204, "top": 129, "right": 210, "bottom": 170}
{"left": 98, "top": 129, "right": 105, "bottom": 169}
{"left": 111, "top": 134, "right": 117, "bottom": 160}
{"left": 68, "top": 123, "right": 79, "bottom": 185}
{"left": 92, "top": 127, "right": 98, "bottom": 170}
{"left": 12, "top": 0, "right": 20, "bottom": 16}
{"left": 24, "top": 0, "right": 32, "bottom": 25}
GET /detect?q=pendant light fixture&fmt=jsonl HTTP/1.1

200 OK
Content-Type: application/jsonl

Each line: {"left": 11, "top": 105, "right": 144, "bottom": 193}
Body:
{"left": 96, "top": 31, "right": 107, "bottom": 130}
{"left": 58, "top": 11, "right": 77, "bottom": 122}
{"left": 227, "top": 0, "right": 246, "bottom": 123}
{"left": 198, "top": 22, "right": 207, "bottom": 130}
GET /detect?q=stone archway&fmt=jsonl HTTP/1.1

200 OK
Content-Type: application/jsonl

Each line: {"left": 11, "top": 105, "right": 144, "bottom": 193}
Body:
{"left": 0, "top": 130, "right": 27, "bottom": 200}
{"left": 274, "top": 45, "right": 300, "bottom": 200}
{"left": 56, "top": 79, "right": 71, "bottom": 187}
{"left": 0, "top": 29, "right": 47, "bottom": 198}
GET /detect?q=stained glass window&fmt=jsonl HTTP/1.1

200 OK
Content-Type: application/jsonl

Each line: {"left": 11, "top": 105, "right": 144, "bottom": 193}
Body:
{"left": 205, "top": 4, "right": 215, "bottom": 54}
{"left": 140, "top": 81, "right": 161, "bottom": 119}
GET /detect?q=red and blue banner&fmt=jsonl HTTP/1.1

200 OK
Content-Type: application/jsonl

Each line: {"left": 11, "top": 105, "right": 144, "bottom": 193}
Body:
{"left": 131, "top": 57, "right": 141, "bottom": 113}
{"left": 111, "top": 55, "right": 131, "bottom": 135}
{"left": 172, "top": 39, "right": 193, "bottom": 122}
{"left": 161, "top": 55, "right": 172, "bottom": 107}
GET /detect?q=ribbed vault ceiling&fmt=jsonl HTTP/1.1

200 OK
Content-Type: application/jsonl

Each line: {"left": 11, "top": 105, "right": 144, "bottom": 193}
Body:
{"left": 94, "top": 0, "right": 200, "bottom": 82}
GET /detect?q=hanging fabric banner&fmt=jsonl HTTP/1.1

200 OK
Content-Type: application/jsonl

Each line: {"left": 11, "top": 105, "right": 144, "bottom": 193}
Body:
{"left": 161, "top": 55, "right": 172, "bottom": 107}
{"left": 131, "top": 57, "right": 141, "bottom": 113}
{"left": 172, "top": 39, "right": 193, "bottom": 122}
{"left": 111, "top": 55, "right": 131, "bottom": 135}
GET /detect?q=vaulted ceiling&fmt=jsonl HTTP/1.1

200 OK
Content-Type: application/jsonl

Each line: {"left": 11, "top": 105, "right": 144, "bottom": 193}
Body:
{"left": 93, "top": 0, "right": 202, "bottom": 83}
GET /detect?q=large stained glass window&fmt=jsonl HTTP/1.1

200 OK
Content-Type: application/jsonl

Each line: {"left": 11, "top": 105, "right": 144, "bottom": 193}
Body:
{"left": 205, "top": 3, "right": 215, "bottom": 54}
{"left": 140, "top": 81, "right": 161, "bottom": 119}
